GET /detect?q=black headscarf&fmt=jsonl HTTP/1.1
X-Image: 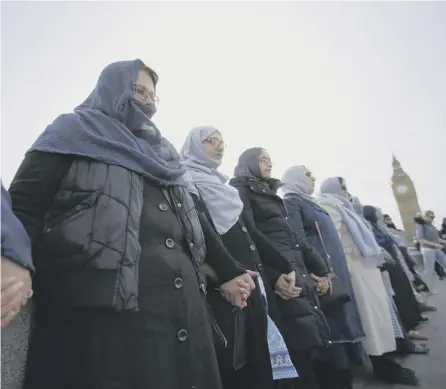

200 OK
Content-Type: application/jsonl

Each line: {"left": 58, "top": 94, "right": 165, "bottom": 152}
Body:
{"left": 233, "top": 147, "right": 264, "bottom": 179}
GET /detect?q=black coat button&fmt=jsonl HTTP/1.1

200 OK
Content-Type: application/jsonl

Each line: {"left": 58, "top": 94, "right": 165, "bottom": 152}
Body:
{"left": 249, "top": 244, "right": 256, "bottom": 251}
{"left": 166, "top": 239, "right": 175, "bottom": 248}
{"left": 241, "top": 226, "right": 248, "bottom": 233}
{"left": 257, "top": 264, "right": 263, "bottom": 271}
{"left": 159, "top": 203, "right": 168, "bottom": 211}
{"left": 177, "top": 329, "right": 188, "bottom": 342}
{"left": 174, "top": 278, "right": 183, "bottom": 289}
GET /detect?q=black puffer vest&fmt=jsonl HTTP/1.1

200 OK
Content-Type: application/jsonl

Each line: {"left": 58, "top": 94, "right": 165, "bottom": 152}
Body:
{"left": 34, "top": 159, "right": 206, "bottom": 311}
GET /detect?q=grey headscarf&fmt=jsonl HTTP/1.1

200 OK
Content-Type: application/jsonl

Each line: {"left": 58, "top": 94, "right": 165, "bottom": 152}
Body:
{"left": 375, "top": 207, "right": 408, "bottom": 247}
{"left": 180, "top": 126, "right": 244, "bottom": 234}
{"left": 318, "top": 177, "right": 382, "bottom": 259}
{"left": 351, "top": 196, "right": 364, "bottom": 216}
{"left": 279, "top": 165, "right": 330, "bottom": 216}
{"left": 280, "top": 165, "right": 315, "bottom": 201}
{"left": 30, "top": 59, "right": 185, "bottom": 186}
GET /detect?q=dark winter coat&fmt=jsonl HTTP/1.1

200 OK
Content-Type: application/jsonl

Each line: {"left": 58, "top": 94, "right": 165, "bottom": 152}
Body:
{"left": 229, "top": 175, "right": 330, "bottom": 351}
{"left": 364, "top": 206, "right": 422, "bottom": 332}
{"left": 1, "top": 183, "right": 34, "bottom": 271}
{"left": 9, "top": 151, "right": 247, "bottom": 389}
{"left": 283, "top": 193, "right": 365, "bottom": 345}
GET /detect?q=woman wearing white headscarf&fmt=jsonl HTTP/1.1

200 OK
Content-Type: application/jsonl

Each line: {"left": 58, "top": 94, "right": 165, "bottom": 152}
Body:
{"left": 180, "top": 126, "right": 298, "bottom": 389}
{"left": 317, "top": 177, "right": 418, "bottom": 386}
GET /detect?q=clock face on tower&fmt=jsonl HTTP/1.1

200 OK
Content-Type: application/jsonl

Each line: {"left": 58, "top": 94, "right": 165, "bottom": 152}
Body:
{"left": 397, "top": 184, "right": 408, "bottom": 194}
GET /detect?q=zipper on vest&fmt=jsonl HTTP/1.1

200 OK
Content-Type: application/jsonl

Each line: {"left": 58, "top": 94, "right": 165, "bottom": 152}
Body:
{"left": 208, "top": 304, "right": 228, "bottom": 348}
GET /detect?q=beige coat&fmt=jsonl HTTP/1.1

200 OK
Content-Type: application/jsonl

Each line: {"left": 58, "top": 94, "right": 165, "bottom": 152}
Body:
{"left": 318, "top": 196, "right": 396, "bottom": 356}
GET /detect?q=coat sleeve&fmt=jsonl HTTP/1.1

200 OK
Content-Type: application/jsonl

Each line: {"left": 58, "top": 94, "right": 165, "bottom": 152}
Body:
{"left": 8, "top": 151, "right": 74, "bottom": 245}
{"left": 235, "top": 186, "right": 293, "bottom": 286}
{"left": 284, "top": 196, "right": 330, "bottom": 276}
{"left": 191, "top": 194, "right": 246, "bottom": 284}
{"left": 1, "top": 184, "right": 34, "bottom": 271}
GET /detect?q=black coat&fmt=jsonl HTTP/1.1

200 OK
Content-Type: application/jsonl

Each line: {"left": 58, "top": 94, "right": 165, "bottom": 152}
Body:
{"left": 193, "top": 194, "right": 290, "bottom": 389}
{"left": 229, "top": 176, "right": 330, "bottom": 351}
{"left": 383, "top": 244, "right": 423, "bottom": 332}
{"left": 9, "top": 151, "right": 247, "bottom": 389}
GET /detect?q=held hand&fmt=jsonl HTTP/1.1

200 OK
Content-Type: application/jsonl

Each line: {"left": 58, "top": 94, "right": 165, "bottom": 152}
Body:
{"left": 1, "top": 257, "right": 33, "bottom": 327}
{"left": 275, "top": 271, "right": 301, "bottom": 300}
{"left": 1, "top": 277, "right": 24, "bottom": 327}
{"left": 311, "top": 274, "right": 330, "bottom": 295}
{"left": 243, "top": 270, "right": 257, "bottom": 289}
{"left": 220, "top": 273, "right": 255, "bottom": 309}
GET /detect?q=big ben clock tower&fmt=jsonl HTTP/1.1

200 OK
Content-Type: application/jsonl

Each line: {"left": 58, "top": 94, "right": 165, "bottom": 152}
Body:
{"left": 391, "top": 155, "right": 421, "bottom": 242}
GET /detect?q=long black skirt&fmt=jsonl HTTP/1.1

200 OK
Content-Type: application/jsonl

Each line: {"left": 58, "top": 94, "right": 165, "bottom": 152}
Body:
{"left": 385, "top": 246, "right": 422, "bottom": 331}
{"left": 24, "top": 303, "right": 222, "bottom": 389}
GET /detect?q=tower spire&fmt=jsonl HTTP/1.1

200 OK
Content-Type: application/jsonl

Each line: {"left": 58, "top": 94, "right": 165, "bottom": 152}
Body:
{"left": 392, "top": 154, "right": 401, "bottom": 169}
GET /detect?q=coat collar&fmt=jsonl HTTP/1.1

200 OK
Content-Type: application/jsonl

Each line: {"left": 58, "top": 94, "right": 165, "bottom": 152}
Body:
{"left": 230, "top": 176, "right": 283, "bottom": 200}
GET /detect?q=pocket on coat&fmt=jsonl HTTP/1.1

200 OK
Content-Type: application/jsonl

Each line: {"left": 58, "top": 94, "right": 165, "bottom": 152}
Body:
{"left": 38, "top": 191, "right": 100, "bottom": 270}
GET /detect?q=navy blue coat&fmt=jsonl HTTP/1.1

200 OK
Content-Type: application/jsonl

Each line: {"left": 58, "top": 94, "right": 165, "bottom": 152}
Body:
{"left": 1, "top": 183, "right": 34, "bottom": 271}
{"left": 283, "top": 193, "right": 365, "bottom": 344}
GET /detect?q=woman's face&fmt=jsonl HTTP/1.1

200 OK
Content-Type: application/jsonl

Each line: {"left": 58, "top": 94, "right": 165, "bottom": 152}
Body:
{"left": 384, "top": 215, "right": 393, "bottom": 225}
{"left": 339, "top": 177, "right": 349, "bottom": 196}
{"left": 134, "top": 69, "right": 158, "bottom": 107}
{"left": 305, "top": 168, "right": 316, "bottom": 191}
{"left": 202, "top": 131, "right": 225, "bottom": 164}
{"left": 259, "top": 149, "right": 273, "bottom": 179}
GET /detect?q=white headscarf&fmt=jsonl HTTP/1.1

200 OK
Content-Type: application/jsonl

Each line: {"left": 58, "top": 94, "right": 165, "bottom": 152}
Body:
{"left": 180, "top": 126, "right": 244, "bottom": 234}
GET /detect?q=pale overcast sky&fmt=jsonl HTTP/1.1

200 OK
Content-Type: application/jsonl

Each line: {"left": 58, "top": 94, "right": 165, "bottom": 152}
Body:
{"left": 1, "top": 1, "right": 445, "bottom": 227}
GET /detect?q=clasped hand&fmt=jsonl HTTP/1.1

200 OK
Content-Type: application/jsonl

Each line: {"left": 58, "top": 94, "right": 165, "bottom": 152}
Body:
{"left": 1, "top": 257, "right": 33, "bottom": 327}
{"left": 311, "top": 274, "right": 330, "bottom": 296}
{"left": 275, "top": 271, "right": 302, "bottom": 300}
{"left": 220, "top": 270, "right": 257, "bottom": 309}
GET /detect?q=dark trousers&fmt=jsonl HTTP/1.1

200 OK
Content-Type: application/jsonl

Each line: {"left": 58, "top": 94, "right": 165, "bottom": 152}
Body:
{"left": 395, "top": 337, "right": 416, "bottom": 354}
{"left": 274, "top": 379, "right": 300, "bottom": 389}
{"left": 313, "top": 359, "right": 353, "bottom": 389}
{"left": 370, "top": 354, "right": 404, "bottom": 379}
{"left": 289, "top": 349, "right": 319, "bottom": 389}
{"left": 435, "top": 261, "right": 445, "bottom": 278}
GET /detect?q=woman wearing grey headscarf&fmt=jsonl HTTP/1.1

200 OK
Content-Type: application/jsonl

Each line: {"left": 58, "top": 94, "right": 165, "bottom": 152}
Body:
{"left": 318, "top": 177, "right": 418, "bottom": 386}
{"left": 180, "top": 127, "right": 298, "bottom": 389}
{"left": 8, "top": 60, "right": 255, "bottom": 389}
{"left": 280, "top": 166, "right": 366, "bottom": 389}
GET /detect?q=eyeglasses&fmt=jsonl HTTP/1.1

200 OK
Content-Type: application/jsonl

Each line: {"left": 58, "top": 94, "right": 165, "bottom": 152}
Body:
{"left": 204, "top": 138, "right": 226, "bottom": 149}
{"left": 134, "top": 84, "right": 160, "bottom": 106}
{"left": 259, "top": 157, "right": 272, "bottom": 166}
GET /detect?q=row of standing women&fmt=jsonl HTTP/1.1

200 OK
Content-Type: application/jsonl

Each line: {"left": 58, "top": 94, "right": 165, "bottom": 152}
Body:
{"left": 1, "top": 59, "right": 434, "bottom": 389}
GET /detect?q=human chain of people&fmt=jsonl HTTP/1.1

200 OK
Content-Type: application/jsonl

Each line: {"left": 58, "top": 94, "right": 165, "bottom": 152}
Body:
{"left": 1, "top": 59, "right": 445, "bottom": 389}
